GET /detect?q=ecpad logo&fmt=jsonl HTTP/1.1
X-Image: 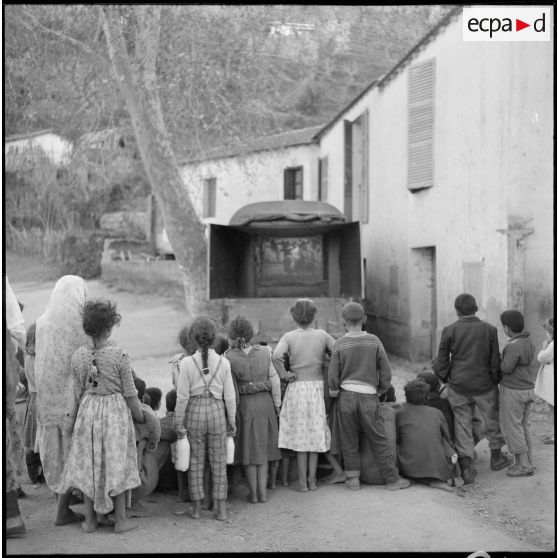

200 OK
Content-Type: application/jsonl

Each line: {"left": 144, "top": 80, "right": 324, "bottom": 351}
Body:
{"left": 463, "top": 7, "right": 551, "bottom": 41}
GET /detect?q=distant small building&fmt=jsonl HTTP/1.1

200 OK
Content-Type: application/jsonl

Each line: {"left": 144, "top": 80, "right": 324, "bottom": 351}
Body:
{"left": 5, "top": 129, "right": 72, "bottom": 172}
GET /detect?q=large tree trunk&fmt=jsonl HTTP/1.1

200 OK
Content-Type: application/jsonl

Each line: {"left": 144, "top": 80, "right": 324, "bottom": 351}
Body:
{"left": 100, "top": 6, "right": 207, "bottom": 314}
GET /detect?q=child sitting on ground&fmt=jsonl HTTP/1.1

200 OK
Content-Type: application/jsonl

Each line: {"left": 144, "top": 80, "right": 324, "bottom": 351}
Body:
{"left": 62, "top": 299, "right": 145, "bottom": 533}
{"left": 174, "top": 316, "right": 236, "bottom": 521}
{"left": 145, "top": 387, "right": 163, "bottom": 414}
{"left": 499, "top": 310, "right": 537, "bottom": 477}
{"left": 328, "top": 301, "right": 410, "bottom": 492}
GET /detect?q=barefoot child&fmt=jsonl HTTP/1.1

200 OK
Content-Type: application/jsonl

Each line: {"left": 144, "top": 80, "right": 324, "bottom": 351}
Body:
{"left": 62, "top": 299, "right": 145, "bottom": 533}
{"left": 174, "top": 316, "right": 237, "bottom": 521}
{"left": 272, "top": 299, "right": 334, "bottom": 492}
{"left": 226, "top": 315, "right": 282, "bottom": 504}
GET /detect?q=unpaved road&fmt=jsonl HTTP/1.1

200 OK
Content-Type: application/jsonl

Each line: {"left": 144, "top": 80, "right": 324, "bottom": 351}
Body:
{"left": 6, "top": 261, "right": 555, "bottom": 554}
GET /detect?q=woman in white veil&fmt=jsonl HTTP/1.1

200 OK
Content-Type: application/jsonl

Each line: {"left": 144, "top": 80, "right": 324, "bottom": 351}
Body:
{"left": 35, "top": 275, "right": 89, "bottom": 525}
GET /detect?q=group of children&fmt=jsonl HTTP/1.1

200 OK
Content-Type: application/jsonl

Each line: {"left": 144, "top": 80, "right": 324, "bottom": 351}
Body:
{"left": 20, "top": 291, "right": 554, "bottom": 534}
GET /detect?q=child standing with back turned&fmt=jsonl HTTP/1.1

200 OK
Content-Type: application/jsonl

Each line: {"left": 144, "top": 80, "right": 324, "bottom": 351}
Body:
{"left": 328, "top": 302, "right": 410, "bottom": 491}
{"left": 499, "top": 309, "right": 537, "bottom": 477}
{"left": 62, "top": 299, "right": 146, "bottom": 533}
{"left": 272, "top": 299, "right": 334, "bottom": 492}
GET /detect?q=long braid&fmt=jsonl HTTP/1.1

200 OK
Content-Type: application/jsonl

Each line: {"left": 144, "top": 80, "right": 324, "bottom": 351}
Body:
{"left": 201, "top": 345, "right": 209, "bottom": 372}
{"left": 191, "top": 316, "right": 217, "bottom": 374}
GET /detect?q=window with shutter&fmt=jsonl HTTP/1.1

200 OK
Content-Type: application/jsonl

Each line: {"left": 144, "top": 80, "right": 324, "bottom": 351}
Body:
{"left": 284, "top": 167, "right": 303, "bottom": 199}
{"left": 203, "top": 177, "right": 216, "bottom": 217}
{"left": 318, "top": 156, "right": 328, "bottom": 201}
{"left": 408, "top": 58, "right": 435, "bottom": 191}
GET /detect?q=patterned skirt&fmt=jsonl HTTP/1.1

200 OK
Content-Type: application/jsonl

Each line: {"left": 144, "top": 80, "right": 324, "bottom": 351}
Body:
{"left": 278, "top": 380, "right": 331, "bottom": 453}
{"left": 62, "top": 392, "right": 140, "bottom": 514}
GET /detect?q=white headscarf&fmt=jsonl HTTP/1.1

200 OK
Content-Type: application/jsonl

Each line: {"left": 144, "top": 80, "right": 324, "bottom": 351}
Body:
{"left": 35, "top": 275, "right": 89, "bottom": 428}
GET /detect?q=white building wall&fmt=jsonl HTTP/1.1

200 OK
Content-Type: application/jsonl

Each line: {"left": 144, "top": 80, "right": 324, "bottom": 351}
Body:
{"left": 318, "top": 10, "right": 554, "bottom": 358}
{"left": 180, "top": 144, "right": 319, "bottom": 226}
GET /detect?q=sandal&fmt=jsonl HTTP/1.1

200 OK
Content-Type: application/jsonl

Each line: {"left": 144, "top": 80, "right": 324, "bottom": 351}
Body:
{"left": 506, "top": 467, "right": 534, "bottom": 477}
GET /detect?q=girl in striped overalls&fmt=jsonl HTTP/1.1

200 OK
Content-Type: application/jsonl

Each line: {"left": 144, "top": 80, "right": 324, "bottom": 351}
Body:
{"left": 174, "top": 316, "right": 236, "bottom": 521}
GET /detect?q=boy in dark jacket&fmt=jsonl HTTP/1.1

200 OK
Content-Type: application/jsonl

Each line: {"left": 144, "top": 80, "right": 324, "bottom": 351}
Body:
{"left": 434, "top": 293, "right": 511, "bottom": 484}
{"left": 328, "top": 302, "right": 410, "bottom": 492}
{"left": 499, "top": 310, "right": 537, "bottom": 477}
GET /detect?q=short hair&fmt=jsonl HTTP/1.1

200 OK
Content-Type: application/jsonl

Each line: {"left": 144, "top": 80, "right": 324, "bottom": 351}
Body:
{"left": 500, "top": 310, "right": 524, "bottom": 334}
{"left": 25, "top": 323, "right": 36, "bottom": 353}
{"left": 133, "top": 374, "right": 146, "bottom": 401}
{"left": 342, "top": 301, "right": 365, "bottom": 325}
{"left": 379, "top": 385, "right": 396, "bottom": 403}
{"left": 416, "top": 371, "right": 440, "bottom": 393}
{"left": 178, "top": 325, "right": 195, "bottom": 355}
{"left": 290, "top": 299, "right": 317, "bottom": 327}
{"left": 404, "top": 379, "right": 429, "bottom": 405}
{"left": 165, "top": 389, "right": 177, "bottom": 413}
{"left": 213, "top": 334, "right": 230, "bottom": 355}
{"left": 82, "top": 299, "right": 121, "bottom": 339}
{"left": 454, "top": 293, "right": 478, "bottom": 316}
{"left": 228, "top": 315, "right": 254, "bottom": 344}
{"left": 146, "top": 387, "right": 162, "bottom": 411}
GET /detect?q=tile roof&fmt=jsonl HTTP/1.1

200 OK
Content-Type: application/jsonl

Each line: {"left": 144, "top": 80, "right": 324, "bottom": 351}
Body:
{"left": 181, "top": 125, "right": 323, "bottom": 165}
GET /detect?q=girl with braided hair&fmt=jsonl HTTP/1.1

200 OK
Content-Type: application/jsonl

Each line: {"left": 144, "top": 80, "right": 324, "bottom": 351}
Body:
{"left": 226, "top": 315, "right": 282, "bottom": 504}
{"left": 174, "top": 316, "right": 236, "bottom": 521}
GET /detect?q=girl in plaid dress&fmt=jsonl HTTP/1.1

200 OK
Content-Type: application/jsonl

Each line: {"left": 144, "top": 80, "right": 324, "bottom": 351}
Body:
{"left": 174, "top": 316, "right": 236, "bottom": 521}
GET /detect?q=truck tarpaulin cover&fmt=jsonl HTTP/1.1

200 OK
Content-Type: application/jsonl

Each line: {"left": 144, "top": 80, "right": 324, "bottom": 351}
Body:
{"left": 229, "top": 201, "right": 346, "bottom": 226}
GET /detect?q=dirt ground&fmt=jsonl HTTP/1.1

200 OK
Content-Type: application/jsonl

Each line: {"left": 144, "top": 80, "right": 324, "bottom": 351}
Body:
{"left": 5, "top": 253, "right": 555, "bottom": 554}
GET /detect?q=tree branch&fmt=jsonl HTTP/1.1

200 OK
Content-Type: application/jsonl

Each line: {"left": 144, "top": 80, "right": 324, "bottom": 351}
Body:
{"left": 14, "top": 6, "right": 111, "bottom": 72}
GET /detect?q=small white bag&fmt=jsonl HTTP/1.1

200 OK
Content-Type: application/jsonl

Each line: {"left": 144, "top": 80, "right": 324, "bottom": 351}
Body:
{"left": 175, "top": 437, "right": 190, "bottom": 471}
{"left": 226, "top": 437, "right": 235, "bottom": 465}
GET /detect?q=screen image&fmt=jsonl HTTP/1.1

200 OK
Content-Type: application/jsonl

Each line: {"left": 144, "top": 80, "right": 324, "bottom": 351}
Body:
{"left": 256, "top": 236, "right": 324, "bottom": 285}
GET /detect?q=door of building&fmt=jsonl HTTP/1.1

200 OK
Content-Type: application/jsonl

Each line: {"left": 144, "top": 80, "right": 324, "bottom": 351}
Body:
{"left": 409, "top": 246, "right": 437, "bottom": 361}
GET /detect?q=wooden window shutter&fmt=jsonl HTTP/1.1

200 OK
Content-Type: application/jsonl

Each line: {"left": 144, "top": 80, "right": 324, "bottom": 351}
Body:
{"left": 408, "top": 58, "right": 435, "bottom": 190}
{"left": 204, "top": 177, "right": 216, "bottom": 217}
{"left": 360, "top": 109, "right": 369, "bottom": 223}
{"left": 318, "top": 156, "right": 328, "bottom": 201}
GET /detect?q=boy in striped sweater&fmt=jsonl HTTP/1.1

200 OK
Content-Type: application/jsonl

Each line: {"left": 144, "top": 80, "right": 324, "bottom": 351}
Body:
{"left": 328, "top": 302, "right": 410, "bottom": 491}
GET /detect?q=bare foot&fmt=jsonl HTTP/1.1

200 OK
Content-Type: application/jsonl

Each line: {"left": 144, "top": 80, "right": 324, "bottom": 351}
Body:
{"left": 55, "top": 509, "right": 85, "bottom": 526}
{"left": 81, "top": 520, "right": 98, "bottom": 533}
{"left": 430, "top": 481, "right": 455, "bottom": 492}
{"left": 308, "top": 480, "right": 318, "bottom": 491}
{"left": 245, "top": 494, "right": 258, "bottom": 504}
{"left": 127, "top": 501, "right": 151, "bottom": 518}
{"left": 324, "top": 472, "right": 346, "bottom": 484}
{"left": 190, "top": 501, "right": 201, "bottom": 519}
{"left": 114, "top": 519, "right": 138, "bottom": 534}
{"left": 298, "top": 482, "right": 308, "bottom": 493}
{"left": 175, "top": 494, "right": 189, "bottom": 503}
{"left": 282, "top": 480, "right": 289, "bottom": 487}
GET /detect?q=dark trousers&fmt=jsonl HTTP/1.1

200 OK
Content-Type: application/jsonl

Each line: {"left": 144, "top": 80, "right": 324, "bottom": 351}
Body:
{"left": 337, "top": 390, "right": 399, "bottom": 484}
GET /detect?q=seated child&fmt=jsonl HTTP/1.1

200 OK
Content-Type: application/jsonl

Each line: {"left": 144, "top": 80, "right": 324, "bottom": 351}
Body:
{"left": 396, "top": 379, "right": 458, "bottom": 491}
{"left": 146, "top": 387, "right": 163, "bottom": 413}
{"left": 129, "top": 375, "right": 161, "bottom": 515}
{"left": 499, "top": 310, "right": 537, "bottom": 476}
{"left": 417, "top": 371, "right": 455, "bottom": 442}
